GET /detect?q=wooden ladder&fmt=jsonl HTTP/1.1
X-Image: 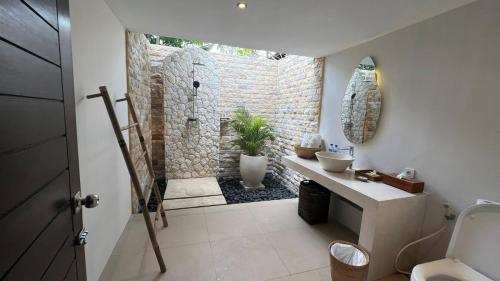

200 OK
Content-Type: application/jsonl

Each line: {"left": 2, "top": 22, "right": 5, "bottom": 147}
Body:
{"left": 87, "top": 86, "right": 168, "bottom": 273}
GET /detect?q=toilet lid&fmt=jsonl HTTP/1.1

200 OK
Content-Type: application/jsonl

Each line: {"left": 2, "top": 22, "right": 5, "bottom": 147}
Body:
{"left": 411, "top": 258, "right": 493, "bottom": 281}
{"left": 446, "top": 203, "right": 500, "bottom": 279}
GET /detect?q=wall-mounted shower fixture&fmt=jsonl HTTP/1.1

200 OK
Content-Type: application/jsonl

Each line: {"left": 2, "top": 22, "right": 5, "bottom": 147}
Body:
{"left": 188, "top": 62, "right": 205, "bottom": 122}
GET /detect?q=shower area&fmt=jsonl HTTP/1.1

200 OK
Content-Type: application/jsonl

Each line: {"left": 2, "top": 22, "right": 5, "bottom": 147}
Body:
{"left": 162, "top": 47, "right": 221, "bottom": 179}
{"left": 127, "top": 32, "right": 324, "bottom": 210}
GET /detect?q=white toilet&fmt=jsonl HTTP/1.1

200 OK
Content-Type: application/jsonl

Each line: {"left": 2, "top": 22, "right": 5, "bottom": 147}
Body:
{"left": 411, "top": 203, "right": 500, "bottom": 281}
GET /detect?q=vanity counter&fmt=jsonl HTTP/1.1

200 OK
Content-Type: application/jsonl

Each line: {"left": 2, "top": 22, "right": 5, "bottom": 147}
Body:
{"left": 283, "top": 155, "right": 421, "bottom": 207}
{"left": 283, "top": 155, "right": 428, "bottom": 281}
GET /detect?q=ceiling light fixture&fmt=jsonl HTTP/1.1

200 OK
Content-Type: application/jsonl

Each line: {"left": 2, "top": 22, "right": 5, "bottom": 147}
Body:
{"left": 237, "top": 2, "right": 247, "bottom": 9}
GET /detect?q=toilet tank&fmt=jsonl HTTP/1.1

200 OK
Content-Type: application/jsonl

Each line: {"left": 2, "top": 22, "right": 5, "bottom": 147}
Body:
{"left": 446, "top": 203, "right": 500, "bottom": 280}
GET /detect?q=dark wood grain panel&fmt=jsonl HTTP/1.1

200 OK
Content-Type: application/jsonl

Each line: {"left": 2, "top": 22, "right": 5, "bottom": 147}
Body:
{"left": 0, "top": 137, "right": 68, "bottom": 217}
{"left": 63, "top": 262, "right": 77, "bottom": 281}
{"left": 0, "top": 96, "right": 65, "bottom": 154}
{"left": 1, "top": 1, "right": 85, "bottom": 279}
{"left": 0, "top": 0, "right": 60, "bottom": 64}
{"left": 2, "top": 209, "right": 73, "bottom": 281}
{"left": 57, "top": 0, "right": 87, "bottom": 277}
{"left": 23, "top": 0, "right": 58, "bottom": 29}
{"left": 0, "top": 39, "right": 62, "bottom": 99}
{"left": 41, "top": 236, "right": 75, "bottom": 281}
{"left": 0, "top": 171, "right": 69, "bottom": 275}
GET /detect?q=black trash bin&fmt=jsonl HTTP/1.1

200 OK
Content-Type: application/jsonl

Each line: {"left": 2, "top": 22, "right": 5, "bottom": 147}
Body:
{"left": 298, "top": 180, "right": 330, "bottom": 224}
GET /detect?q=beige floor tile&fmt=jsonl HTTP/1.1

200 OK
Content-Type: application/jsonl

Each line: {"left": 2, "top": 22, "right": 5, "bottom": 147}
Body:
{"left": 203, "top": 202, "right": 249, "bottom": 214}
{"left": 205, "top": 208, "right": 263, "bottom": 241}
{"left": 245, "top": 198, "right": 299, "bottom": 208}
{"left": 100, "top": 243, "right": 216, "bottom": 281}
{"left": 160, "top": 243, "right": 216, "bottom": 281}
{"left": 165, "top": 177, "right": 222, "bottom": 199}
{"left": 111, "top": 220, "right": 151, "bottom": 256}
{"left": 166, "top": 207, "right": 205, "bottom": 217}
{"left": 211, "top": 234, "right": 289, "bottom": 281}
{"left": 164, "top": 195, "right": 227, "bottom": 210}
{"left": 266, "top": 224, "right": 356, "bottom": 274}
{"left": 316, "top": 267, "right": 332, "bottom": 280}
{"left": 129, "top": 213, "right": 156, "bottom": 224}
{"left": 310, "top": 222, "right": 359, "bottom": 244}
{"left": 102, "top": 200, "right": 361, "bottom": 281}
{"left": 377, "top": 274, "right": 409, "bottom": 281}
{"left": 248, "top": 199, "right": 309, "bottom": 233}
{"left": 156, "top": 213, "right": 209, "bottom": 248}
{"left": 268, "top": 267, "right": 331, "bottom": 281}
{"left": 99, "top": 252, "right": 148, "bottom": 281}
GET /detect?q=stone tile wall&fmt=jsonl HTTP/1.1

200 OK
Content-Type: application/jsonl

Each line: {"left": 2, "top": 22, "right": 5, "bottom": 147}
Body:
{"left": 272, "top": 55, "right": 325, "bottom": 192}
{"left": 149, "top": 45, "right": 178, "bottom": 73}
{"left": 149, "top": 45, "right": 177, "bottom": 178}
{"left": 126, "top": 32, "right": 153, "bottom": 212}
{"left": 150, "top": 73, "right": 165, "bottom": 179}
{"left": 162, "top": 47, "right": 221, "bottom": 179}
{"left": 211, "top": 53, "right": 278, "bottom": 177}
{"left": 146, "top": 44, "right": 323, "bottom": 193}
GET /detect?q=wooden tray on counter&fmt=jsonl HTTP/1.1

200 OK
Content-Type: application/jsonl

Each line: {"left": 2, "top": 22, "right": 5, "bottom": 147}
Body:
{"left": 355, "top": 170, "right": 424, "bottom": 193}
{"left": 382, "top": 173, "right": 424, "bottom": 193}
{"left": 354, "top": 169, "right": 384, "bottom": 181}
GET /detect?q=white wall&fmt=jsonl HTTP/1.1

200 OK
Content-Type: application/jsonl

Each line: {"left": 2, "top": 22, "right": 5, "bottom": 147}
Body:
{"left": 320, "top": 0, "right": 500, "bottom": 262}
{"left": 70, "top": 0, "right": 130, "bottom": 280}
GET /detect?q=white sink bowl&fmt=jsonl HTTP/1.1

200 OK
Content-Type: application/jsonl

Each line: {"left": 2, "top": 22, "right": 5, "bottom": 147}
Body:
{"left": 315, "top": 151, "right": 354, "bottom": 172}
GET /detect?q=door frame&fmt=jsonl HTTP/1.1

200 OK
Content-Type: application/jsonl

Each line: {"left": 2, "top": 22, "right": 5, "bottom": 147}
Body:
{"left": 58, "top": 0, "right": 87, "bottom": 279}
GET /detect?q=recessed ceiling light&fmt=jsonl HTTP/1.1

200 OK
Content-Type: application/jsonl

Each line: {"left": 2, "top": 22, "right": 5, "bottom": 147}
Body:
{"left": 237, "top": 2, "right": 247, "bottom": 9}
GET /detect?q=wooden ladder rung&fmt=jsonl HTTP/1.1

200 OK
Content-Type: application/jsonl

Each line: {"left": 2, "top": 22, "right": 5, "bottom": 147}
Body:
{"left": 86, "top": 93, "right": 102, "bottom": 99}
{"left": 120, "top": 123, "right": 138, "bottom": 131}
{"left": 138, "top": 149, "right": 147, "bottom": 160}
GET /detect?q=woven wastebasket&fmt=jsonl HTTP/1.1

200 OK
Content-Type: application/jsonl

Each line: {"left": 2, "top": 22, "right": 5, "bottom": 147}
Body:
{"left": 329, "top": 240, "right": 370, "bottom": 281}
{"left": 298, "top": 180, "right": 330, "bottom": 224}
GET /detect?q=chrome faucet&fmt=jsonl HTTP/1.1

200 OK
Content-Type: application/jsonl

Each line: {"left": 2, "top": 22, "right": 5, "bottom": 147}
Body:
{"left": 337, "top": 146, "right": 354, "bottom": 157}
{"left": 337, "top": 146, "right": 354, "bottom": 169}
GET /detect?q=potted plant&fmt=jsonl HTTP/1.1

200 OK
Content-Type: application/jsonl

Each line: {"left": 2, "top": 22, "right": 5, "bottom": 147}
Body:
{"left": 231, "top": 108, "right": 275, "bottom": 189}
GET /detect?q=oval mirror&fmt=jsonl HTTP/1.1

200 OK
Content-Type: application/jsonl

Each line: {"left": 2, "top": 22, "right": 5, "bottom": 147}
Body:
{"left": 340, "top": 56, "right": 382, "bottom": 144}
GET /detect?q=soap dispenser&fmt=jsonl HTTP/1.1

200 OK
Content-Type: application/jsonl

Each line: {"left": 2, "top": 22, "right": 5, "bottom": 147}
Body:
{"left": 328, "top": 144, "right": 338, "bottom": 153}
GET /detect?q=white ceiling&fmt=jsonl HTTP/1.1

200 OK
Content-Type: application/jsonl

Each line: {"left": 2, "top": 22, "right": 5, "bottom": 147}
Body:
{"left": 105, "top": 0, "right": 475, "bottom": 57}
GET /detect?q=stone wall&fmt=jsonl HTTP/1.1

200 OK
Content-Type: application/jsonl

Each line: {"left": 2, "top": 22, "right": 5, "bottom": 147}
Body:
{"left": 212, "top": 53, "right": 278, "bottom": 177}
{"left": 213, "top": 53, "right": 324, "bottom": 186}
{"left": 126, "top": 32, "right": 152, "bottom": 212}
{"left": 147, "top": 44, "right": 323, "bottom": 192}
{"left": 212, "top": 53, "right": 277, "bottom": 119}
{"left": 272, "top": 55, "right": 325, "bottom": 192}
{"left": 149, "top": 45, "right": 177, "bottom": 178}
{"left": 149, "top": 45, "right": 178, "bottom": 73}
{"left": 162, "top": 47, "right": 221, "bottom": 179}
{"left": 150, "top": 73, "right": 165, "bottom": 179}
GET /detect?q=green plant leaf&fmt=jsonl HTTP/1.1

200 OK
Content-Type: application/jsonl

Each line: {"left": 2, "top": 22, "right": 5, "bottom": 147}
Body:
{"left": 230, "top": 108, "right": 274, "bottom": 156}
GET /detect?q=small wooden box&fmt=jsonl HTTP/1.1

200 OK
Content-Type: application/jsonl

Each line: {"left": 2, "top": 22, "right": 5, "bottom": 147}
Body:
{"left": 382, "top": 174, "right": 424, "bottom": 193}
{"left": 354, "top": 169, "right": 384, "bottom": 181}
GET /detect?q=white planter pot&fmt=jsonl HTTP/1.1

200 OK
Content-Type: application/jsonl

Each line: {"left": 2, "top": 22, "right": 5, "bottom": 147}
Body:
{"left": 240, "top": 154, "right": 267, "bottom": 189}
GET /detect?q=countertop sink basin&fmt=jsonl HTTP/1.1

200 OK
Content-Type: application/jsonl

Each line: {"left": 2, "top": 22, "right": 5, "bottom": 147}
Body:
{"left": 315, "top": 151, "right": 354, "bottom": 172}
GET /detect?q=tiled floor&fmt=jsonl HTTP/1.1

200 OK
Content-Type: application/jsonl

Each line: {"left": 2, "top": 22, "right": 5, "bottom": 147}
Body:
{"left": 379, "top": 275, "right": 409, "bottom": 281}
{"left": 100, "top": 198, "right": 361, "bottom": 281}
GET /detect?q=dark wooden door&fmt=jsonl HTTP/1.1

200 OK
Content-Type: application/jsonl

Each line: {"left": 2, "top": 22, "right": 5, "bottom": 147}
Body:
{"left": 0, "top": 0, "right": 86, "bottom": 280}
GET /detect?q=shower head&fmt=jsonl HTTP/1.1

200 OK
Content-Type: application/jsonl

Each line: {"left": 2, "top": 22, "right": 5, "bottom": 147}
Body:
{"left": 193, "top": 81, "right": 200, "bottom": 88}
